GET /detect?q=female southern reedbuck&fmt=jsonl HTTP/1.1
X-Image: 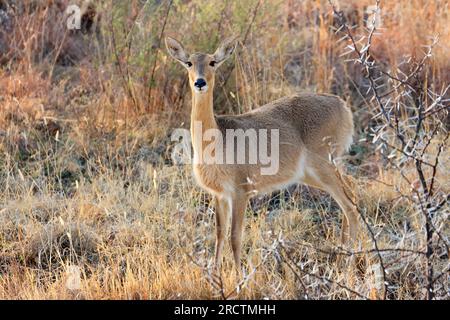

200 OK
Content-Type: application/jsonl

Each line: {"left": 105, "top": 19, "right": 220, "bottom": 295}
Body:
{"left": 165, "top": 36, "right": 358, "bottom": 270}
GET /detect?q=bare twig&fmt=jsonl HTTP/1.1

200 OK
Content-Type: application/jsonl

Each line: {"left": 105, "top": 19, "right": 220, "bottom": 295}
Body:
{"left": 147, "top": 0, "right": 174, "bottom": 111}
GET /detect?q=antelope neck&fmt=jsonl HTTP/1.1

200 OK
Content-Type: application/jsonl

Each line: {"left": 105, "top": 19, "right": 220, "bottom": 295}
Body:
{"left": 190, "top": 87, "right": 218, "bottom": 148}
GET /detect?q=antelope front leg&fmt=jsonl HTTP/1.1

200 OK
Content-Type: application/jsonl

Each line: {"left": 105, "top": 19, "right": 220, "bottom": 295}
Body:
{"left": 230, "top": 195, "right": 248, "bottom": 271}
{"left": 214, "top": 196, "right": 230, "bottom": 270}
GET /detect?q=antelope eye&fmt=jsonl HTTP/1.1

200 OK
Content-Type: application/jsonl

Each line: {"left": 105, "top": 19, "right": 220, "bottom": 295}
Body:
{"left": 186, "top": 61, "right": 192, "bottom": 67}
{"left": 209, "top": 61, "right": 216, "bottom": 67}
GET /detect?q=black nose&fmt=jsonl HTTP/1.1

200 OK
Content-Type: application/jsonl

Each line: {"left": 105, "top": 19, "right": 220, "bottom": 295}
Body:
{"left": 194, "top": 78, "right": 207, "bottom": 89}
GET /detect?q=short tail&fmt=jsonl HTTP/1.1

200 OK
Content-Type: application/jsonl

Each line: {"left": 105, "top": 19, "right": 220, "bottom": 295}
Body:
{"left": 341, "top": 100, "right": 354, "bottom": 152}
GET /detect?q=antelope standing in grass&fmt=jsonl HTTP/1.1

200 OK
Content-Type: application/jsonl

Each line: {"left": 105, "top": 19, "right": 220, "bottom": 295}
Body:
{"left": 166, "top": 36, "right": 358, "bottom": 270}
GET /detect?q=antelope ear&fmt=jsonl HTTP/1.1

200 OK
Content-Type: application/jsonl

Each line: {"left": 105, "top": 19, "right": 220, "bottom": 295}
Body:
{"left": 213, "top": 36, "right": 238, "bottom": 67}
{"left": 165, "top": 36, "right": 190, "bottom": 65}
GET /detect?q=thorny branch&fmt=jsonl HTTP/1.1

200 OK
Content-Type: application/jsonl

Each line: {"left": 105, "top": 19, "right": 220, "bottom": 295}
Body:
{"left": 330, "top": 0, "right": 449, "bottom": 300}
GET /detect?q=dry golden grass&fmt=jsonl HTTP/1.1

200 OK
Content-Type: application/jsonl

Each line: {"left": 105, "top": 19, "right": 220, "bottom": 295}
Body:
{"left": 0, "top": 0, "right": 448, "bottom": 299}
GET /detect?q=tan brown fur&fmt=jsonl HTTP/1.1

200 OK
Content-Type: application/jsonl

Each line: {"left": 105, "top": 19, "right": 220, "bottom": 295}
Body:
{"left": 166, "top": 37, "right": 358, "bottom": 270}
